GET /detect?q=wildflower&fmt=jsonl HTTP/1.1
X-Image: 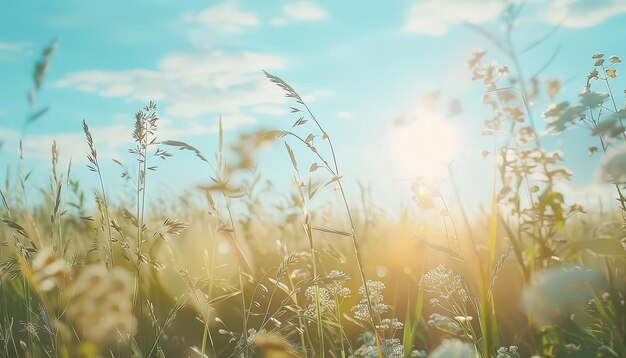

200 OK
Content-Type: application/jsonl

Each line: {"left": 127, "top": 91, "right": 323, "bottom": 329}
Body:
{"left": 303, "top": 286, "right": 335, "bottom": 318}
{"left": 326, "top": 270, "right": 351, "bottom": 298}
{"left": 454, "top": 315, "right": 473, "bottom": 323}
{"left": 391, "top": 318, "right": 404, "bottom": 329}
{"left": 497, "top": 345, "right": 521, "bottom": 357}
{"left": 385, "top": 338, "right": 404, "bottom": 358}
{"left": 419, "top": 264, "right": 467, "bottom": 301}
{"left": 546, "top": 78, "right": 560, "bottom": 99}
{"left": 375, "top": 322, "right": 389, "bottom": 331}
{"left": 352, "top": 281, "right": 391, "bottom": 321}
{"left": 523, "top": 266, "right": 602, "bottom": 325}
{"left": 458, "top": 288, "right": 469, "bottom": 301}
{"left": 429, "top": 339, "right": 474, "bottom": 358}
{"left": 68, "top": 265, "right": 136, "bottom": 344}
{"left": 31, "top": 247, "right": 64, "bottom": 292}
{"left": 377, "top": 318, "right": 403, "bottom": 331}
{"left": 427, "top": 313, "right": 462, "bottom": 335}
{"left": 605, "top": 68, "right": 617, "bottom": 78}
{"left": 467, "top": 50, "right": 486, "bottom": 68}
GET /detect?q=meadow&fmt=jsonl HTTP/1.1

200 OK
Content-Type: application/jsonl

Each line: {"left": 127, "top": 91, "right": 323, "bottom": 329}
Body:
{"left": 1, "top": 4, "right": 625, "bottom": 358}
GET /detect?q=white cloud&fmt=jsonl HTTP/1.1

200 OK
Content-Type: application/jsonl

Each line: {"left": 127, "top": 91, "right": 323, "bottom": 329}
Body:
{"left": 55, "top": 50, "right": 287, "bottom": 121}
{"left": 252, "top": 106, "right": 287, "bottom": 116}
{"left": 301, "top": 88, "right": 334, "bottom": 103}
{"left": 0, "top": 41, "right": 28, "bottom": 52}
{"left": 337, "top": 111, "right": 353, "bottom": 120}
{"left": 0, "top": 114, "right": 251, "bottom": 165}
{"left": 158, "top": 113, "right": 255, "bottom": 140}
{"left": 270, "top": 17, "right": 289, "bottom": 26}
{"left": 404, "top": 0, "right": 626, "bottom": 36}
{"left": 0, "top": 124, "right": 131, "bottom": 164}
{"left": 284, "top": 2, "right": 328, "bottom": 21}
{"left": 0, "top": 41, "right": 30, "bottom": 61}
{"left": 554, "top": 181, "right": 615, "bottom": 211}
{"left": 183, "top": 2, "right": 258, "bottom": 33}
{"left": 544, "top": 0, "right": 626, "bottom": 27}
{"left": 271, "top": 2, "right": 328, "bottom": 26}
{"left": 404, "top": 0, "right": 505, "bottom": 36}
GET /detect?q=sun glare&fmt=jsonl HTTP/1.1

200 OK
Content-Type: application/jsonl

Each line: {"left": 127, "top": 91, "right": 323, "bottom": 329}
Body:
{"left": 383, "top": 109, "right": 462, "bottom": 179}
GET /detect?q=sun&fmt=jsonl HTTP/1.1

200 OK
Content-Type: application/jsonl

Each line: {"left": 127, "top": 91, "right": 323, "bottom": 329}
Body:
{"left": 383, "top": 109, "right": 462, "bottom": 179}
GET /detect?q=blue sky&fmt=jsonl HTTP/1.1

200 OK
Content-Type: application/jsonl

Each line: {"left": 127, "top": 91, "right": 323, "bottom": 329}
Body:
{"left": 1, "top": 0, "right": 626, "bottom": 212}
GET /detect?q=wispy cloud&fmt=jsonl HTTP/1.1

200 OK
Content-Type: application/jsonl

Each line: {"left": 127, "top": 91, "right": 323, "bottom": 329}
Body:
{"left": 403, "top": 0, "right": 505, "bottom": 36}
{"left": 0, "top": 41, "right": 31, "bottom": 62}
{"left": 337, "top": 111, "right": 353, "bottom": 120}
{"left": 252, "top": 106, "right": 287, "bottom": 116}
{"left": 544, "top": 0, "right": 626, "bottom": 27}
{"left": 0, "top": 125, "right": 130, "bottom": 164}
{"left": 0, "top": 113, "right": 249, "bottom": 164}
{"left": 271, "top": 2, "right": 328, "bottom": 26}
{"left": 55, "top": 50, "right": 287, "bottom": 123}
{"left": 404, "top": 0, "right": 626, "bottom": 36}
{"left": 183, "top": 2, "right": 258, "bottom": 33}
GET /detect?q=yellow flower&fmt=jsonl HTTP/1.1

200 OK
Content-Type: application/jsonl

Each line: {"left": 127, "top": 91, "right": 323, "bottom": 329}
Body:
{"left": 606, "top": 68, "right": 617, "bottom": 78}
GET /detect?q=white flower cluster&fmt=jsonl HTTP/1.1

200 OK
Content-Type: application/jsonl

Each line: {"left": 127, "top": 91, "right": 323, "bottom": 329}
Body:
{"left": 302, "top": 270, "right": 351, "bottom": 318}
{"left": 376, "top": 318, "right": 404, "bottom": 331}
{"left": 384, "top": 338, "right": 404, "bottom": 358}
{"left": 326, "top": 270, "right": 351, "bottom": 298}
{"left": 351, "top": 333, "right": 406, "bottom": 358}
{"left": 420, "top": 264, "right": 468, "bottom": 301}
{"left": 303, "top": 286, "right": 336, "bottom": 318}
{"left": 68, "top": 265, "right": 136, "bottom": 344}
{"left": 352, "top": 280, "right": 391, "bottom": 321}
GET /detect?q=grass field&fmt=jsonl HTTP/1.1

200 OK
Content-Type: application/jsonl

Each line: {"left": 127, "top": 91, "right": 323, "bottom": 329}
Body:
{"left": 1, "top": 3, "right": 625, "bottom": 358}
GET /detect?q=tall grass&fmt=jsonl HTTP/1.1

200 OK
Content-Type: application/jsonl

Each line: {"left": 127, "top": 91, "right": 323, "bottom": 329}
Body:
{"left": 0, "top": 6, "right": 625, "bottom": 358}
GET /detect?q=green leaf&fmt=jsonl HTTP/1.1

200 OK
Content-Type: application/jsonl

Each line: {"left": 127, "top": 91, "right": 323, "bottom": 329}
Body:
{"left": 208, "top": 291, "right": 241, "bottom": 305}
{"left": 26, "top": 105, "right": 50, "bottom": 124}
{"left": 160, "top": 140, "right": 207, "bottom": 162}
{"left": 403, "top": 302, "right": 413, "bottom": 357}
{"left": 323, "top": 175, "right": 343, "bottom": 188}
{"left": 312, "top": 226, "right": 352, "bottom": 237}
{"left": 580, "top": 91, "right": 609, "bottom": 107}
{"left": 538, "top": 190, "right": 565, "bottom": 229}
{"left": 284, "top": 142, "right": 298, "bottom": 171}
{"left": 410, "top": 287, "right": 425, "bottom": 354}
{"left": 591, "top": 117, "right": 617, "bottom": 136}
